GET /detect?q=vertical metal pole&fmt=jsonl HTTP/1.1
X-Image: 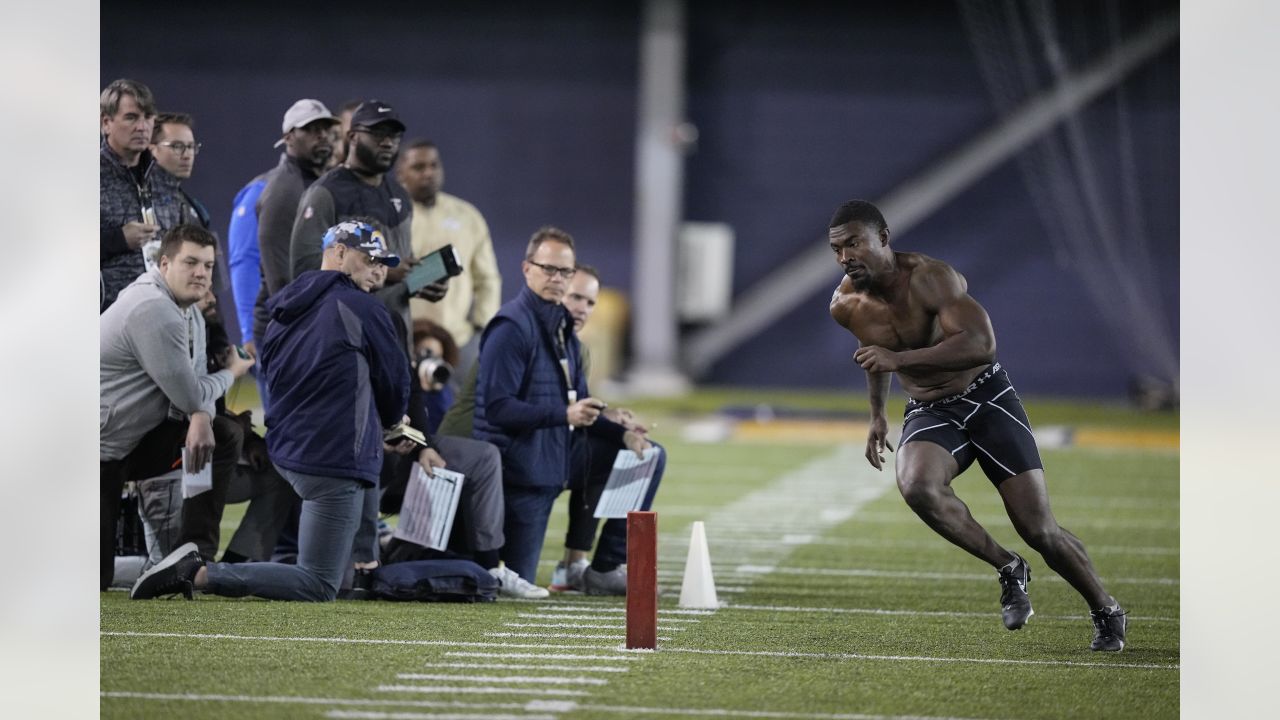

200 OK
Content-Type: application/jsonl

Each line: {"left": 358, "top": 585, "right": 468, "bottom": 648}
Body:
{"left": 626, "top": 511, "right": 658, "bottom": 650}
{"left": 629, "top": 0, "right": 689, "bottom": 394}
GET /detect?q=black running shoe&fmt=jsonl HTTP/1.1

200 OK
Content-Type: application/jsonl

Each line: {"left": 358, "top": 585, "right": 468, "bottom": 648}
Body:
{"left": 338, "top": 567, "right": 377, "bottom": 600}
{"left": 998, "top": 554, "right": 1034, "bottom": 630}
{"left": 130, "top": 542, "right": 202, "bottom": 600}
{"left": 1090, "top": 605, "right": 1128, "bottom": 651}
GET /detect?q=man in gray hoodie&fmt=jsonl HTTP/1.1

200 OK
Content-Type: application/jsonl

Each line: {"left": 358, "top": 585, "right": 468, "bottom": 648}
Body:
{"left": 100, "top": 224, "right": 254, "bottom": 590}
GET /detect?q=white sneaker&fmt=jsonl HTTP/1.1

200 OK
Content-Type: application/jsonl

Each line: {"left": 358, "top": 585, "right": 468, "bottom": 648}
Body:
{"left": 548, "top": 558, "right": 589, "bottom": 593}
{"left": 490, "top": 562, "right": 550, "bottom": 599}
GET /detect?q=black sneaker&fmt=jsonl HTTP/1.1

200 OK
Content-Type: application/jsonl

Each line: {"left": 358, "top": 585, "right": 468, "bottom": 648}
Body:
{"left": 338, "top": 567, "right": 377, "bottom": 600}
{"left": 1090, "top": 605, "right": 1128, "bottom": 651}
{"left": 997, "top": 554, "right": 1034, "bottom": 630}
{"left": 130, "top": 542, "right": 203, "bottom": 600}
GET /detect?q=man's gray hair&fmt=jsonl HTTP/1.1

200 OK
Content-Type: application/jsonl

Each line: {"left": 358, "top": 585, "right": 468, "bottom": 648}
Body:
{"left": 101, "top": 78, "right": 156, "bottom": 118}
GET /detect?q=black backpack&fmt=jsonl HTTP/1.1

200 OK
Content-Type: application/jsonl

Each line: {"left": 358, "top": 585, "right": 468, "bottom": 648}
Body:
{"left": 372, "top": 559, "right": 498, "bottom": 603}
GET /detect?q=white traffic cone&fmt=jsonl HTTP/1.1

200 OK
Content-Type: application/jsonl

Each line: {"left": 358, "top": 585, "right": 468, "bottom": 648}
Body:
{"left": 678, "top": 521, "right": 718, "bottom": 608}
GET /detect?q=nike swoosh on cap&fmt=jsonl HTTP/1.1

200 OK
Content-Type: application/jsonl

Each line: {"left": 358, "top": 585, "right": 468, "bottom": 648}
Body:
{"left": 377, "top": 107, "right": 391, "bottom": 112}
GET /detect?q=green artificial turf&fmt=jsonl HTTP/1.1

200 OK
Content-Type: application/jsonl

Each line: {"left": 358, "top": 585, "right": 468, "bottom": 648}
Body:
{"left": 104, "top": 394, "right": 1178, "bottom": 719}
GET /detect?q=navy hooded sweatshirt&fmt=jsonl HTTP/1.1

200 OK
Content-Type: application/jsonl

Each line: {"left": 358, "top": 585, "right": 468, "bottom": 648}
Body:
{"left": 260, "top": 269, "right": 409, "bottom": 485}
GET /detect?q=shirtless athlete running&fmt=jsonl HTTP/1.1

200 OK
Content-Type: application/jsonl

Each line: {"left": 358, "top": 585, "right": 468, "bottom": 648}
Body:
{"left": 826, "top": 199, "right": 1127, "bottom": 652}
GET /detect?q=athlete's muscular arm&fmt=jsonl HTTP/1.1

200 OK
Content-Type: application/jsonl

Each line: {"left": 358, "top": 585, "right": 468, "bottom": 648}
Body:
{"left": 865, "top": 370, "right": 894, "bottom": 470}
{"left": 854, "top": 264, "right": 996, "bottom": 373}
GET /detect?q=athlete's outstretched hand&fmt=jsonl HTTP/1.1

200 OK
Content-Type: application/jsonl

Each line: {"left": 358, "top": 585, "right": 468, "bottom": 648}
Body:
{"left": 865, "top": 414, "right": 895, "bottom": 470}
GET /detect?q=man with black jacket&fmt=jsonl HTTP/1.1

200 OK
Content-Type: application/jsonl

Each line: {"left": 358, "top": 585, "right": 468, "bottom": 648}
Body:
{"left": 290, "top": 100, "right": 446, "bottom": 349}
{"left": 99, "top": 78, "right": 183, "bottom": 311}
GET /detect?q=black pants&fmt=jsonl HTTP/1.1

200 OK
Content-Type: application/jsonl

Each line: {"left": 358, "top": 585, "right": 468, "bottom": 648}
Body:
{"left": 100, "top": 416, "right": 244, "bottom": 590}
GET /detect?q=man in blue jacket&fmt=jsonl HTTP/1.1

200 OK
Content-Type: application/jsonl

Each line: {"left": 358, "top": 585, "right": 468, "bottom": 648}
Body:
{"left": 132, "top": 219, "right": 409, "bottom": 601}
{"left": 474, "top": 227, "right": 628, "bottom": 592}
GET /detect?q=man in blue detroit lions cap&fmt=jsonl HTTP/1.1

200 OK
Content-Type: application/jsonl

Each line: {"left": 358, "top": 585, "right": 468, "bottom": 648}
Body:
{"left": 131, "top": 216, "right": 410, "bottom": 602}
{"left": 322, "top": 218, "right": 401, "bottom": 272}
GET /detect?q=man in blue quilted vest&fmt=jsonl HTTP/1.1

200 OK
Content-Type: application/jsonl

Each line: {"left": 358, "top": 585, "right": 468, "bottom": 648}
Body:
{"left": 473, "top": 227, "right": 628, "bottom": 594}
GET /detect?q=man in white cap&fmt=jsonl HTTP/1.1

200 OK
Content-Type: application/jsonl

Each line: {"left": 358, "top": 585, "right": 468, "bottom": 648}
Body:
{"left": 231, "top": 99, "right": 339, "bottom": 410}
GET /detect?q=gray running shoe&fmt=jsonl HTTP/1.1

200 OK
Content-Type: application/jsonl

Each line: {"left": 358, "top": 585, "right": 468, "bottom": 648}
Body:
{"left": 583, "top": 564, "right": 627, "bottom": 596}
{"left": 1089, "top": 605, "right": 1128, "bottom": 651}
{"left": 998, "top": 554, "right": 1034, "bottom": 630}
{"left": 130, "top": 542, "right": 202, "bottom": 600}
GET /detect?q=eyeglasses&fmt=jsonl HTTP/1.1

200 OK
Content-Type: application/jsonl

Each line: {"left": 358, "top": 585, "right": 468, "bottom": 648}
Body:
{"left": 157, "top": 141, "right": 202, "bottom": 156}
{"left": 354, "top": 127, "right": 404, "bottom": 143}
{"left": 528, "top": 261, "right": 576, "bottom": 279}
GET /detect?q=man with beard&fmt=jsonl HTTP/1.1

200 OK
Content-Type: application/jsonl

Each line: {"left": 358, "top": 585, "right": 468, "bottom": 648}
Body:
{"left": 290, "top": 100, "right": 443, "bottom": 343}
{"left": 826, "top": 199, "right": 1126, "bottom": 652}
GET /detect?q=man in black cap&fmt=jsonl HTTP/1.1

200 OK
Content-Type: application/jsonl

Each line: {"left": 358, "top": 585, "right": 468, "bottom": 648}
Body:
{"left": 289, "top": 99, "right": 443, "bottom": 341}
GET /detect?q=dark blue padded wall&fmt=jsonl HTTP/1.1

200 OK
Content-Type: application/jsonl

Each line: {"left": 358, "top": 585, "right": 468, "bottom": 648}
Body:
{"left": 682, "top": 1, "right": 1178, "bottom": 397}
{"left": 102, "top": 0, "right": 1178, "bottom": 397}
{"left": 101, "top": 0, "right": 643, "bottom": 331}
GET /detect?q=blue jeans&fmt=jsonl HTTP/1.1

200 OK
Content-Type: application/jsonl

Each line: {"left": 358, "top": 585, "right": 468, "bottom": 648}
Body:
{"left": 204, "top": 467, "right": 365, "bottom": 601}
{"left": 500, "top": 485, "right": 562, "bottom": 583}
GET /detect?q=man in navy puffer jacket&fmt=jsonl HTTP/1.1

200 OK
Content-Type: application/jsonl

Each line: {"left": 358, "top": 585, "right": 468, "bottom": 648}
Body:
{"left": 474, "top": 227, "right": 627, "bottom": 591}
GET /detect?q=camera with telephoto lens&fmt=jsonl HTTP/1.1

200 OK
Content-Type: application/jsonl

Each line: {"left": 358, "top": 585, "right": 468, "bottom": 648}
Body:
{"left": 416, "top": 348, "right": 453, "bottom": 387}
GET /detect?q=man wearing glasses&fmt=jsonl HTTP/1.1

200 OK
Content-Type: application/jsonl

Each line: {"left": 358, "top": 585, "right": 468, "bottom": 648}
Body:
{"left": 290, "top": 99, "right": 444, "bottom": 348}
{"left": 148, "top": 114, "right": 216, "bottom": 268}
{"left": 473, "top": 227, "right": 626, "bottom": 593}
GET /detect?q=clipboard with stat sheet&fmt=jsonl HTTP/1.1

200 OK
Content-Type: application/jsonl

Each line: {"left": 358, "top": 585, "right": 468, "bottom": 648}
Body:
{"left": 593, "top": 446, "right": 663, "bottom": 519}
{"left": 393, "top": 462, "right": 465, "bottom": 550}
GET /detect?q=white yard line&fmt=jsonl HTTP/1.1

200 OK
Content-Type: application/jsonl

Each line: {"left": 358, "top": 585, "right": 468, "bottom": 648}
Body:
{"left": 483, "top": 632, "right": 674, "bottom": 641}
{"left": 503, "top": 623, "right": 686, "bottom": 632}
{"left": 730, "top": 565, "right": 1180, "bottom": 586}
{"left": 538, "top": 605, "right": 715, "bottom": 616}
{"left": 571, "top": 703, "right": 996, "bottom": 720}
{"left": 101, "top": 691, "right": 543, "bottom": 713}
{"left": 844, "top": 512, "right": 1178, "bottom": 531}
{"left": 100, "top": 631, "right": 614, "bottom": 651}
{"left": 658, "top": 646, "right": 1177, "bottom": 670}
{"left": 419, "top": 662, "right": 629, "bottom": 673}
{"left": 654, "top": 536, "right": 1178, "bottom": 556}
{"left": 658, "top": 445, "right": 895, "bottom": 579}
{"left": 444, "top": 651, "right": 640, "bottom": 662}
{"left": 396, "top": 673, "right": 608, "bottom": 686}
{"left": 516, "top": 613, "right": 703, "bottom": 624}
{"left": 377, "top": 685, "right": 589, "bottom": 697}
{"left": 721, "top": 602, "right": 1179, "bottom": 623}
{"left": 101, "top": 691, "right": 1000, "bottom": 720}
{"left": 325, "top": 707, "right": 550, "bottom": 712}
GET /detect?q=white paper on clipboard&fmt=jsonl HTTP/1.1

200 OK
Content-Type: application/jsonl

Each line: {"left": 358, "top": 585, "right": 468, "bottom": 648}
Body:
{"left": 593, "top": 446, "right": 662, "bottom": 519}
{"left": 393, "top": 463, "right": 465, "bottom": 550}
{"left": 180, "top": 447, "right": 213, "bottom": 499}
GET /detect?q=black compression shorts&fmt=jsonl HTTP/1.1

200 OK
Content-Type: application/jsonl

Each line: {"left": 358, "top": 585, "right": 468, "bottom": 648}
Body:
{"left": 899, "top": 361, "right": 1042, "bottom": 485}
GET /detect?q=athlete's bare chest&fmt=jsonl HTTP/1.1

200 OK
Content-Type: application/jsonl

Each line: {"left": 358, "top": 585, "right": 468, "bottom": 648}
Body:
{"left": 834, "top": 292, "right": 939, "bottom": 351}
